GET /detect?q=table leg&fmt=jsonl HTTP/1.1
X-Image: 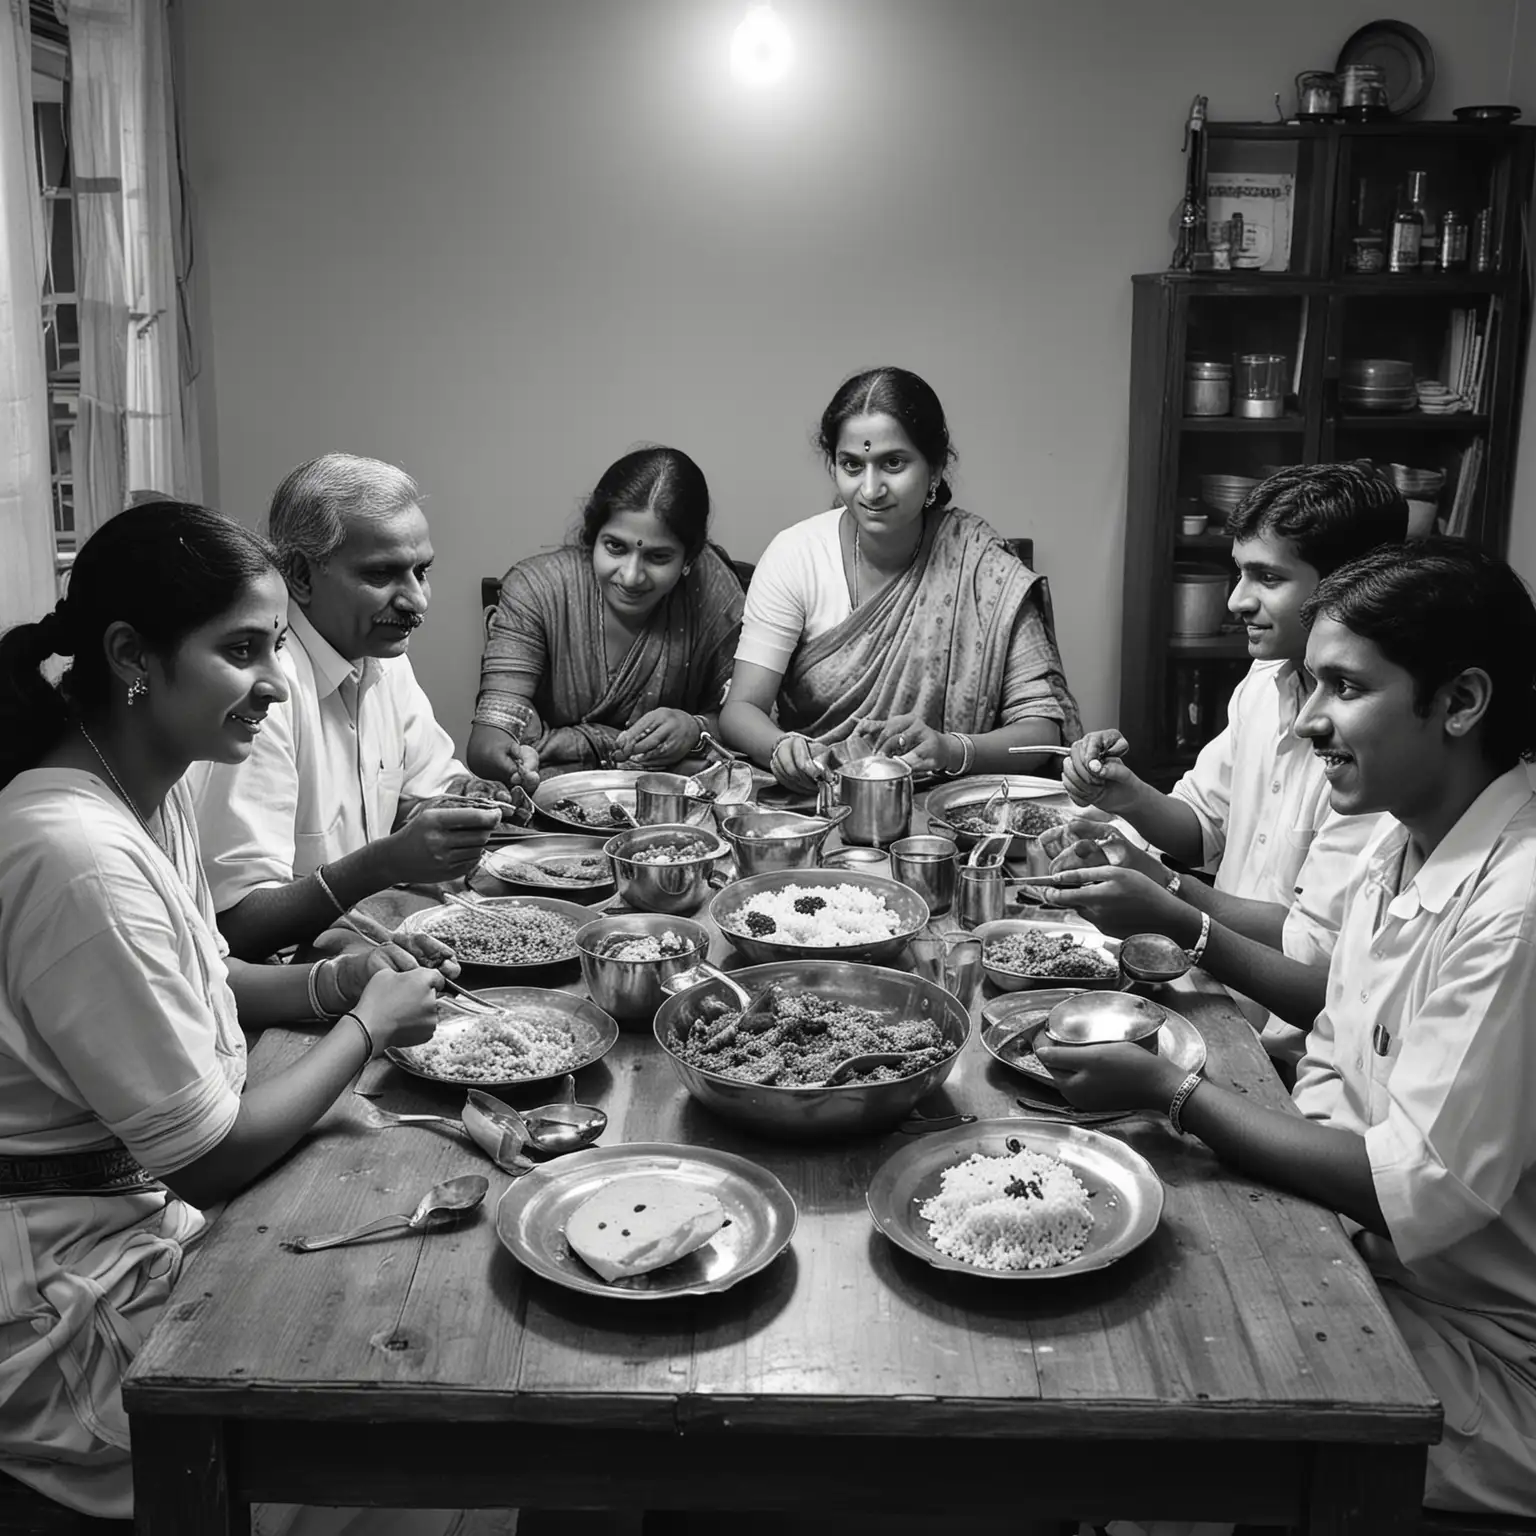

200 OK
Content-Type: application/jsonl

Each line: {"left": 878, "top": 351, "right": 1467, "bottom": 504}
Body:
{"left": 1302, "top": 1444, "right": 1426, "bottom": 1535}
{"left": 133, "top": 1414, "right": 248, "bottom": 1535}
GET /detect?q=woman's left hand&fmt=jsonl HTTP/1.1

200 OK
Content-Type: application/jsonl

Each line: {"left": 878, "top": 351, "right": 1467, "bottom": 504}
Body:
{"left": 870, "top": 713, "right": 960, "bottom": 777}
{"left": 1033, "top": 1038, "right": 1183, "bottom": 1113}
{"left": 328, "top": 941, "right": 461, "bottom": 1010}
{"left": 615, "top": 708, "right": 702, "bottom": 768}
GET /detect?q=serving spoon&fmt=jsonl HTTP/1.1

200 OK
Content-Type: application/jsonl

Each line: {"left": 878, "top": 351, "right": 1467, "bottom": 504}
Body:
{"left": 821, "top": 1049, "right": 926, "bottom": 1086}
{"left": 513, "top": 1074, "right": 608, "bottom": 1153}
{"left": 285, "top": 1174, "right": 489, "bottom": 1253}
{"left": 1118, "top": 931, "right": 1194, "bottom": 987}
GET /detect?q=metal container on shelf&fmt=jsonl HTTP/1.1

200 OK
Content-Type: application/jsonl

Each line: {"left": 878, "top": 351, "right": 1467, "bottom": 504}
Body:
{"left": 1184, "top": 360, "right": 1232, "bottom": 417}
{"left": 1171, "top": 567, "right": 1231, "bottom": 637}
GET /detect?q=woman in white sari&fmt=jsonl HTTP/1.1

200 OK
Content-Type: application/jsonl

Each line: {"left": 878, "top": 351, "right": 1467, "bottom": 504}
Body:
{"left": 0, "top": 503, "right": 476, "bottom": 1534}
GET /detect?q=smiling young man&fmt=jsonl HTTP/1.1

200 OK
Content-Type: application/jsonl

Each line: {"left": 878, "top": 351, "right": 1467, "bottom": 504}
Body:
{"left": 190, "top": 454, "right": 519, "bottom": 960}
{"left": 1057, "top": 463, "right": 1407, "bottom": 1061}
{"left": 1042, "top": 541, "right": 1536, "bottom": 1517}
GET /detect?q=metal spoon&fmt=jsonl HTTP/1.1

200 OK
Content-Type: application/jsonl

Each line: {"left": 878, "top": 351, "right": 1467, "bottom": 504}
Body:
{"left": 603, "top": 792, "right": 640, "bottom": 827}
{"left": 967, "top": 830, "right": 1013, "bottom": 869}
{"left": 285, "top": 1174, "right": 489, "bottom": 1252}
{"left": 822, "top": 1049, "right": 925, "bottom": 1086}
{"left": 1006, "top": 744, "right": 1074, "bottom": 758}
{"left": 1118, "top": 931, "right": 1194, "bottom": 987}
{"left": 515, "top": 1074, "right": 608, "bottom": 1154}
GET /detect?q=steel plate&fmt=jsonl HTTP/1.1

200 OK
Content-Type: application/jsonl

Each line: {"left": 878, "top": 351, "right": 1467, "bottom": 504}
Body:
{"left": 867, "top": 1116, "right": 1164, "bottom": 1278}
{"left": 533, "top": 770, "right": 711, "bottom": 832}
{"left": 386, "top": 985, "right": 619, "bottom": 1089}
{"left": 980, "top": 990, "right": 1207, "bottom": 1086}
{"left": 495, "top": 1141, "right": 798, "bottom": 1298}
{"left": 973, "top": 917, "right": 1122, "bottom": 992}
{"left": 396, "top": 894, "right": 590, "bottom": 973}
{"left": 479, "top": 834, "right": 615, "bottom": 902}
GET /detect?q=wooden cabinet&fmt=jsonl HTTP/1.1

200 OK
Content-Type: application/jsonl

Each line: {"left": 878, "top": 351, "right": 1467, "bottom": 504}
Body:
{"left": 1119, "top": 120, "right": 1535, "bottom": 789}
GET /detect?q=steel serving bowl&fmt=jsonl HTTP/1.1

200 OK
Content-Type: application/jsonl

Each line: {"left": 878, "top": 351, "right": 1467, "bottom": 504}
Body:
{"left": 709, "top": 867, "right": 929, "bottom": 966}
{"left": 973, "top": 918, "right": 1123, "bottom": 992}
{"left": 924, "top": 775, "right": 1070, "bottom": 869}
{"left": 653, "top": 959, "right": 969, "bottom": 1139}
{"left": 478, "top": 833, "right": 616, "bottom": 903}
{"left": 575, "top": 912, "right": 711, "bottom": 1026}
{"left": 717, "top": 807, "right": 846, "bottom": 877}
{"left": 603, "top": 822, "right": 730, "bottom": 915}
{"left": 534, "top": 769, "right": 712, "bottom": 832}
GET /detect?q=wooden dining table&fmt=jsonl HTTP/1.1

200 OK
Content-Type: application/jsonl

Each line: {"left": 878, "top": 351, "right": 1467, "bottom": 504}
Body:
{"left": 123, "top": 812, "right": 1441, "bottom": 1535}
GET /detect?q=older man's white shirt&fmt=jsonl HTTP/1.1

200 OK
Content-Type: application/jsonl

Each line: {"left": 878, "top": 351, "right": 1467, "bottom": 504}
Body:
{"left": 189, "top": 602, "right": 463, "bottom": 913}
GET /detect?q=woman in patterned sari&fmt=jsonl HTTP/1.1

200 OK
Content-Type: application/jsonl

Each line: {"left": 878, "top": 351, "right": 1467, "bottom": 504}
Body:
{"left": 720, "top": 367, "right": 1081, "bottom": 790}
{"left": 468, "top": 446, "right": 744, "bottom": 782}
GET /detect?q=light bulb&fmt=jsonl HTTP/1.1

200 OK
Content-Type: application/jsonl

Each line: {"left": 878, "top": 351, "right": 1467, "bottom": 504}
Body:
{"left": 730, "top": 3, "right": 792, "bottom": 88}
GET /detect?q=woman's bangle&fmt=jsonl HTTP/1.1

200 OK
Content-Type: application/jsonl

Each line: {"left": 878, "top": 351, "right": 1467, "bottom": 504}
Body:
{"left": 943, "top": 733, "right": 975, "bottom": 777}
{"left": 1186, "top": 910, "right": 1212, "bottom": 966}
{"left": 1167, "top": 1070, "right": 1204, "bottom": 1135}
{"left": 771, "top": 732, "right": 805, "bottom": 769}
{"left": 342, "top": 1011, "right": 375, "bottom": 1062}
{"left": 691, "top": 714, "right": 709, "bottom": 752}
{"left": 314, "top": 864, "right": 347, "bottom": 919}
{"left": 306, "top": 957, "right": 343, "bottom": 1021}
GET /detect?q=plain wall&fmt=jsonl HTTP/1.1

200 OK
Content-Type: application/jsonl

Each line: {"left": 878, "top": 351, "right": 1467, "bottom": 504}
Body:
{"left": 179, "top": 0, "right": 1528, "bottom": 749}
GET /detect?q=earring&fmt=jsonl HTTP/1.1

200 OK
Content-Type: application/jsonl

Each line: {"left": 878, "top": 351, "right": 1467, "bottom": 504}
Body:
{"left": 924, "top": 485, "right": 938, "bottom": 509}
{"left": 127, "top": 677, "right": 148, "bottom": 707}
{"left": 683, "top": 563, "right": 693, "bottom": 575}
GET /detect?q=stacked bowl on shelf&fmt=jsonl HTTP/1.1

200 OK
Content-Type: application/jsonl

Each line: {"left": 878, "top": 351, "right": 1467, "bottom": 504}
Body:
{"left": 1415, "top": 380, "right": 1466, "bottom": 415}
{"left": 1341, "top": 358, "right": 1416, "bottom": 413}
{"left": 1198, "top": 473, "right": 1259, "bottom": 519}
{"left": 1386, "top": 462, "right": 1445, "bottom": 537}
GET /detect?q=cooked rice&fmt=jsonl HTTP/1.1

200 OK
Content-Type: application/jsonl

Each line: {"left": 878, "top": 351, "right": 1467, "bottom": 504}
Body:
{"left": 985, "top": 930, "right": 1118, "bottom": 979}
{"left": 428, "top": 906, "right": 577, "bottom": 964}
{"left": 919, "top": 1146, "right": 1092, "bottom": 1270}
{"left": 726, "top": 883, "right": 903, "bottom": 946}
{"left": 667, "top": 992, "right": 952, "bottom": 1085}
{"left": 598, "top": 930, "right": 697, "bottom": 963}
{"left": 401, "top": 1006, "right": 583, "bottom": 1081}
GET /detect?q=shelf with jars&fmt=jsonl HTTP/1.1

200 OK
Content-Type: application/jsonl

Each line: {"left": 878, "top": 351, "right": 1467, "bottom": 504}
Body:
{"left": 1120, "top": 118, "right": 1533, "bottom": 788}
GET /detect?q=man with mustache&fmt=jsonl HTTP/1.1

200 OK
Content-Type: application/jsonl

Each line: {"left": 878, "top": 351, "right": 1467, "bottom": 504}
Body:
{"left": 192, "top": 453, "right": 524, "bottom": 959}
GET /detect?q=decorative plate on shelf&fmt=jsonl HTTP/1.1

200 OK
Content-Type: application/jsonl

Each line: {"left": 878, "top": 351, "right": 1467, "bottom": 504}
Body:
{"left": 1336, "top": 20, "right": 1434, "bottom": 117}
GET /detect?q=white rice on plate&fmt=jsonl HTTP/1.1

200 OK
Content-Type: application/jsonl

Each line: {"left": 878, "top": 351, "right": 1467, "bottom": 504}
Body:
{"left": 730, "top": 883, "right": 903, "bottom": 946}
{"left": 918, "top": 1146, "right": 1092, "bottom": 1270}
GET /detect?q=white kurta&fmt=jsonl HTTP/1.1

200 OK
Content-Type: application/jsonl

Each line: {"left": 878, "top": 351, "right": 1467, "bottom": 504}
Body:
{"left": 189, "top": 602, "right": 464, "bottom": 915}
{"left": 0, "top": 770, "right": 245, "bottom": 1519}
{"left": 1168, "top": 660, "right": 1379, "bottom": 1056}
{"left": 1294, "top": 768, "right": 1536, "bottom": 1516}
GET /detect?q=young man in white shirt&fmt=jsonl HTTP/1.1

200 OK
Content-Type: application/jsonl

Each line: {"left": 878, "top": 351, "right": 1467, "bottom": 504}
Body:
{"left": 1042, "top": 540, "right": 1536, "bottom": 1517}
{"left": 191, "top": 454, "right": 529, "bottom": 959}
{"left": 1053, "top": 464, "right": 1407, "bottom": 1061}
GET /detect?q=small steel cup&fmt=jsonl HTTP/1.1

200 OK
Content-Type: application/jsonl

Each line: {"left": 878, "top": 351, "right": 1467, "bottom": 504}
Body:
{"left": 955, "top": 865, "right": 1006, "bottom": 930}
{"left": 635, "top": 772, "right": 709, "bottom": 826}
{"left": 833, "top": 755, "right": 913, "bottom": 847}
{"left": 909, "top": 934, "right": 983, "bottom": 1009}
{"left": 889, "top": 835, "right": 959, "bottom": 915}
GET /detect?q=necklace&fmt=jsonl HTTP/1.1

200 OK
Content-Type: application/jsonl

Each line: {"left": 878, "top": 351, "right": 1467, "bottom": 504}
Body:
{"left": 852, "top": 525, "right": 922, "bottom": 608}
{"left": 77, "top": 722, "right": 167, "bottom": 854}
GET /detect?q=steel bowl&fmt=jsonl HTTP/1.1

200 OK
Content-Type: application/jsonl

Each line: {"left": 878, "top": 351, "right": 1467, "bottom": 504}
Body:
{"left": 973, "top": 918, "right": 1122, "bottom": 992}
{"left": 924, "top": 775, "right": 1070, "bottom": 869}
{"left": 709, "top": 867, "right": 928, "bottom": 966}
{"left": 575, "top": 913, "right": 711, "bottom": 1027}
{"left": 534, "top": 769, "right": 711, "bottom": 832}
{"left": 478, "top": 833, "right": 615, "bottom": 903}
{"left": 604, "top": 822, "right": 729, "bottom": 915}
{"left": 653, "top": 959, "right": 968, "bottom": 1139}
{"left": 716, "top": 807, "right": 848, "bottom": 877}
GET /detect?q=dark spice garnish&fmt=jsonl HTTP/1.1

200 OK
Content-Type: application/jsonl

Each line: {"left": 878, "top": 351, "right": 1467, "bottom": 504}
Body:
{"left": 792, "top": 895, "right": 827, "bottom": 915}
{"left": 744, "top": 911, "right": 778, "bottom": 936}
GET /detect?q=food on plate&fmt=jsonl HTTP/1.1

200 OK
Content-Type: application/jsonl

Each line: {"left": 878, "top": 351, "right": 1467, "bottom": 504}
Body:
{"left": 984, "top": 930, "right": 1118, "bottom": 980}
{"left": 514, "top": 853, "right": 610, "bottom": 886}
{"left": 918, "top": 1145, "right": 1092, "bottom": 1270}
{"left": 564, "top": 1175, "right": 728, "bottom": 1282}
{"left": 598, "top": 930, "right": 697, "bottom": 963}
{"left": 428, "top": 907, "right": 578, "bottom": 965}
{"left": 552, "top": 795, "right": 632, "bottom": 827}
{"left": 625, "top": 837, "right": 717, "bottom": 865}
{"left": 724, "top": 883, "right": 904, "bottom": 947}
{"left": 947, "top": 801, "right": 1066, "bottom": 838}
{"left": 667, "top": 992, "right": 952, "bottom": 1086}
{"left": 399, "top": 1007, "right": 583, "bottom": 1081}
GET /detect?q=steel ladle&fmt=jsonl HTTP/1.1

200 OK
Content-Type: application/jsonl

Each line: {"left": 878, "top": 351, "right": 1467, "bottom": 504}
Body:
{"left": 286, "top": 1174, "right": 489, "bottom": 1252}
{"left": 1118, "top": 931, "right": 1193, "bottom": 987}
{"left": 514, "top": 1074, "right": 608, "bottom": 1154}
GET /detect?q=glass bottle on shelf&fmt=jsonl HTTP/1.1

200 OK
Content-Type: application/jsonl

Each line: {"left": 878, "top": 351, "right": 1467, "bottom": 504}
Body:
{"left": 1388, "top": 171, "right": 1427, "bottom": 274}
{"left": 1439, "top": 210, "right": 1469, "bottom": 272}
{"left": 1174, "top": 668, "right": 1205, "bottom": 754}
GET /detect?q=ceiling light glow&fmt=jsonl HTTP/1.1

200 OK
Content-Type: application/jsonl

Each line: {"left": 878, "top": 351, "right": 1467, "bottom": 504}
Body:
{"left": 731, "top": 4, "right": 792, "bottom": 88}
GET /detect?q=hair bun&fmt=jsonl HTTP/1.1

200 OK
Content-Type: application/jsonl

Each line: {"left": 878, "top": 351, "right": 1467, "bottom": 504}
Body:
{"left": 34, "top": 600, "right": 76, "bottom": 658}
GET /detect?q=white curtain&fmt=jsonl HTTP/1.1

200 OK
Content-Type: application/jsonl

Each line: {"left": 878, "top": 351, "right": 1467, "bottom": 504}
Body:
{"left": 0, "top": 0, "right": 57, "bottom": 628}
{"left": 55, "top": 0, "right": 198, "bottom": 540}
